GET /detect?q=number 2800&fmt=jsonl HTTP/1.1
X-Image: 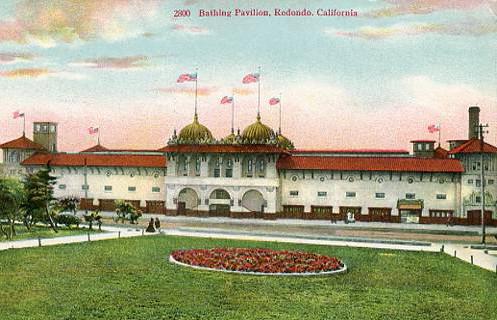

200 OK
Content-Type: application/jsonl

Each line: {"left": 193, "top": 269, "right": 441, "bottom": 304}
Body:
{"left": 174, "top": 9, "right": 191, "bottom": 17}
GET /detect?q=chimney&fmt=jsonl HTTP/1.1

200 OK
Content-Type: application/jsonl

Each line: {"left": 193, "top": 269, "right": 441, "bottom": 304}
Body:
{"left": 468, "top": 106, "right": 480, "bottom": 139}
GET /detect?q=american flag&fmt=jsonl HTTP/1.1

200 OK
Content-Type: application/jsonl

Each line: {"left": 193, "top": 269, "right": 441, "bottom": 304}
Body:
{"left": 269, "top": 97, "right": 280, "bottom": 106}
{"left": 13, "top": 111, "right": 25, "bottom": 119}
{"left": 220, "top": 96, "right": 233, "bottom": 104}
{"left": 428, "top": 124, "right": 440, "bottom": 133}
{"left": 88, "top": 127, "right": 99, "bottom": 135}
{"left": 242, "top": 73, "right": 259, "bottom": 84}
{"left": 177, "top": 73, "right": 197, "bottom": 83}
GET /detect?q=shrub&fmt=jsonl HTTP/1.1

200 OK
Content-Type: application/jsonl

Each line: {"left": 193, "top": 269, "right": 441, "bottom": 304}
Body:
{"left": 55, "top": 214, "right": 81, "bottom": 228}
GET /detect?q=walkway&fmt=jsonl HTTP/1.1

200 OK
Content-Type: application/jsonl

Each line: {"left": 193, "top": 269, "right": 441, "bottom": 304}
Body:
{"left": 0, "top": 226, "right": 151, "bottom": 251}
{"left": 1, "top": 223, "right": 496, "bottom": 273}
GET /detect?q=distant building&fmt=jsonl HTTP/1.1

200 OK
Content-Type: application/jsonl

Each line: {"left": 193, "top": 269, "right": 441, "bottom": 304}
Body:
{"left": 1, "top": 107, "right": 496, "bottom": 226}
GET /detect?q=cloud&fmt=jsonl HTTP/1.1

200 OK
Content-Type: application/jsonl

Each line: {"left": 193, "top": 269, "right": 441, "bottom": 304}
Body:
{"left": 368, "top": 0, "right": 488, "bottom": 17}
{"left": 156, "top": 86, "right": 218, "bottom": 96}
{"left": 71, "top": 55, "right": 150, "bottom": 69}
{"left": 233, "top": 87, "right": 256, "bottom": 96}
{"left": 328, "top": 20, "right": 497, "bottom": 39}
{"left": 0, "top": 52, "right": 36, "bottom": 64}
{"left": 0, "top": 67, "right": 85, "bottom": 80}
{"left": 0, "top": 68, "right": 51, "bottom": 78}
{"left": 0, "top": 0, "right": 162, "bottom": 46}
{"left": 172, "top": 24, "right": 209, "bottom": 35}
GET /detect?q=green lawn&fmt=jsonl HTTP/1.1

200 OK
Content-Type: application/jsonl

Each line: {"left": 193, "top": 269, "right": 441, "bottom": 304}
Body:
{"left": 0, "top": 225, "right": 103, "bottom": 242}
{"left": 0, "top": 236, "right": 495, "bottom": 320}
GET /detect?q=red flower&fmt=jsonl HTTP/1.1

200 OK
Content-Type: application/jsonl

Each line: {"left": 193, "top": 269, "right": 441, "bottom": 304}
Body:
{"left": 170, "top": 248, "right": 344, "bottom": 274}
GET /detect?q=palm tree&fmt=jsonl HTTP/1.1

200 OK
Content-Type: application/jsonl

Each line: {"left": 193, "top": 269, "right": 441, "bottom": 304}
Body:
{"left": 115, "top": 200, "right": 141, "bottom": 224}
{"left": 58, "top": 196, "right": 80, "bottom": 215}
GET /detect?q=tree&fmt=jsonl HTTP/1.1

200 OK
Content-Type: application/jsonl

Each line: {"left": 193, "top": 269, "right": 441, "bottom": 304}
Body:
{"left": 0, "top": 178, "right": 24, "bottom": 240}
{"left": 23, "top": 168, "right": 58, "bottom": 233}
{"left": 115, "top": 200, "right": 142, "bottom": 224}
{"left": 84, "top": 210, "right": 102, "bottom": 231}
{"left": 58, "top": 196, "right": 80, "bottom": 215}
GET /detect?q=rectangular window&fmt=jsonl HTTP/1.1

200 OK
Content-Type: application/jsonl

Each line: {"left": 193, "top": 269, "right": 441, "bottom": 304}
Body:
{"left": 475, "top": 196, "right": 482, "bottom": 203}
{"left": 472, "top": 162, "right": 481, "bottom": 171}
{"left": 405, "top": 193, "right": 415, "bottom": 199}
{"left": 467, "top": 179, "right": 473, "bottom": 184}
{"left": 289, "top": 190, "right": 299, "bottom": 196}
{"left": 81, "top": 185, "right": 89, "bottom": 190}
{"left": 214, "top": 168, "right": 220, "bottom": 177}
{"left": 225, "top": 168, "right": 233, "bottom": 178}
{"left": 152, "top": 187, "right": 160, "bottom": 193}
{"left": 488, "top": 179, "right": 494, "bottom": 185}
{"left": 346, "top": 192, "right": 356, "bottom": 198}
{"left": 58, "top": 184, "right": 66, "bottom": 190}
{"left": 476, "top": 180, "right": 481, "bottom": 187}
{"left": 436, "top": 194, "right": 447, "bottom": 200}
{"left": 375, "top": 192, "right": 385, "bottom": 199}
{"left": 128, "top": 186, "right": 136, "bottom": 192}
{"left": 317, "top": 191, "right": 327, "bottom": 197}
{"left": 104, "top": 185, "right": 112, "bottom": 192}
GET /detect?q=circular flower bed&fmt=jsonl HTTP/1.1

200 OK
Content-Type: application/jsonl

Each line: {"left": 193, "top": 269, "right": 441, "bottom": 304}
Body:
{"left": 169, "top": 248, "right": 346, "bottom": 276}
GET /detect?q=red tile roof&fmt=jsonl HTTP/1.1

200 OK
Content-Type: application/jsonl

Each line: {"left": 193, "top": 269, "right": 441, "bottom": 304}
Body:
{"left": 0, "top": 135, "right": 45, "bottom": 150}
{"left": 277, "top": 156, "right": 463, "bottom": 173}
{"left": 410, "top": 140, "right": 436, "bottom": 143}
{"left": 159, "top": 144, "right": 288, "bottom": 154}
{"left": 22, "top": 153, "right": 166, "bottom": 168}
{"left": 448, "top": 138, "right": 497, "bottom": 154}
{"left": 291, "top": 149, "right": 409, "bottom": 154}
{"left": 433, "top": 146, "right": 449, "bottom": 159}
{"left": 81, "top": 144, "right": 109, "bottom": 152}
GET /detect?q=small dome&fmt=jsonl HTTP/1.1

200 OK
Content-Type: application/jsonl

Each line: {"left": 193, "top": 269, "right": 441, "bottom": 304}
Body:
{"left": 223, "top": 131, "right": 236, "bottom": 144}
{"left": 177, "top": 114, "right": 214, "bottom": 144}
{"left": 242, "top": 114, "right": 275, "bottom": 144}
{"left": 277, "top": 133, "right": 295, "bottom": 150}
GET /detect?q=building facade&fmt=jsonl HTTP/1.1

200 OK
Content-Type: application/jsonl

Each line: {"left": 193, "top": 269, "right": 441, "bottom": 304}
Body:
{"left": 1, "top": 107, "right": 496, "bottom": 225}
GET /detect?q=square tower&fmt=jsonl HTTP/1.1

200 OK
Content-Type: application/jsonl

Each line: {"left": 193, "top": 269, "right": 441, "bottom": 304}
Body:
{"left": 33, "top": 122, "right": 58, "bottom": 152}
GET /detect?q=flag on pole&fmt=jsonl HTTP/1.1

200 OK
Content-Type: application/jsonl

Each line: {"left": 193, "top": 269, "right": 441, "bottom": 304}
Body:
{"left": 269, "top": 97, "right": 280, "bottom": 106}
{"left": 13, "top": 111, "right": 25, "bottom": 119}
{"left": 177, "top": 73, "right": 197, "bottom": 83}
{"left": 88, "top": 127, "right": 99, "bottom": 135}
{"left": 428, "top": 124, "right": 440, "bottom": 133}
{"left": 220, "top": 96, "right": 233, "bottom": 104}
{"left": 242, "top": 73, "right": 260, "bottom": 84}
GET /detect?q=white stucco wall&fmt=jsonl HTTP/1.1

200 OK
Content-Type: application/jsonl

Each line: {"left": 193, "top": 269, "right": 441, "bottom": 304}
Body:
{"left": 279, "top": 170, "right": 460, "bottom": 216}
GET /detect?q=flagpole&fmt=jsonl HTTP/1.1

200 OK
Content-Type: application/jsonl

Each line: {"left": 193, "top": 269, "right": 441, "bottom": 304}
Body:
{"left": 97, "top": 129, "right": 100, "bottom": 145}
{"left": 257, "top": 66, "right": 261, "bottom": 117}
{"left": 23, "top": 115, "right": 26, "bottom": 137}
{"left": 438, "top": 124, "right": 441, "bottom": 147}
{"left": 231, "top": 89, "right": 235, "bottom": 134}
{"left": 279, "top": 93, "right": 282, "bottom": 134}
{"left": 194, "top": 69, "right": 198, "bottom": 117}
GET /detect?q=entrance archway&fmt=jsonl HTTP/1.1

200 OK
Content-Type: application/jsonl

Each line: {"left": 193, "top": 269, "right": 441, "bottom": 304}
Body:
{"left": 209, "top": 189, "right": 231, "bottom": 216}
{"left": 177, "top": 188, "right": 198, "bottom": 215}
{"left": 241, "top": 190, "right": 265, "bottom": 214}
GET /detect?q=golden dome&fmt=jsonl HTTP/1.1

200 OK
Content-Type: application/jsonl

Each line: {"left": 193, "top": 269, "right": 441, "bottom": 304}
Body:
{"left": 277, "top": 133, "right": 295, "bottom": 150}
{"left": 223, "top": 131, "right": 236, "bottom": 144}
{"left": 242, "top": 114, "right": 275, "bottom": 144}
{"left": 177, "top": 114, "right": 214, "bottom": 144}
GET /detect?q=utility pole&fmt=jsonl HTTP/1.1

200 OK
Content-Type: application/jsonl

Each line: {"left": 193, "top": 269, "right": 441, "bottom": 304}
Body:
{"left": 477, "top": 123, "right": 489, "bottom": 244}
